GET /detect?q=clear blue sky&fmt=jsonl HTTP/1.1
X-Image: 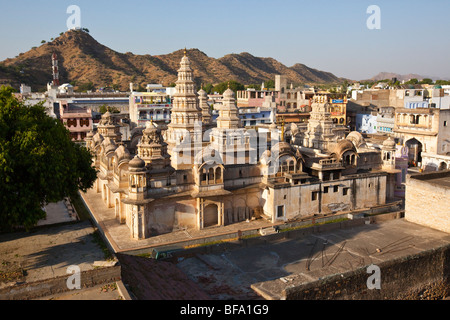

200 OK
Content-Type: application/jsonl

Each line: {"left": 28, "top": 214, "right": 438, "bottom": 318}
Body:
{"left": 1, "top": 0, "right": 450, "bottom": 80}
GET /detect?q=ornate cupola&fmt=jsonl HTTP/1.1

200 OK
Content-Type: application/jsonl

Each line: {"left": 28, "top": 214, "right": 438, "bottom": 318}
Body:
{"left": 303, "top": 95, "right": 335, "bottom": 150}
{"left": 128, "top": 156, "right": 148, "bottom": 201}
{"left": 97, "top": 111, "right": 122, "bottom": 143}
{"left": 382, "top": 136, "right": 396, "bottom": 171}
{"left": 137, "top": 120, "right": 172, "bottom": 173}
{"left": 208, "top": 85, "right": 251, "bottom": 165}
{"left": 216, "top": 86, "right": 241, "bottom": 129}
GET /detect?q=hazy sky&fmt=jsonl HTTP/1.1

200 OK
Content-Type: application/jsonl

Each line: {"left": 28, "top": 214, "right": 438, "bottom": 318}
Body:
{"left": 1, "top": 0, "right": 449, "bottom": 80}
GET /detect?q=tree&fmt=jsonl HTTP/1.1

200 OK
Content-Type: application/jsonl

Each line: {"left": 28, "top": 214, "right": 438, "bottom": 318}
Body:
{"left": 265, "top": 79, "right": 275, "bottom": 89}
{"left": 419, "top": 78, "right": 433, "bottom": 85}
{"left": 212, "top": 80, "right": 245, "bottom": 94}
{"left": 99, "top": 105, "right": 120, "bottom": 114}
{"left": 404, "top": 78, "right": 419, "bottom": 85}
{"left": 0, "top": 86, "right": 97, "bottom": 231}
{"left": 435, "top": 80, "right": 450, "bottom": 85}
{"left": 201, "top": 83, "right": 214, "bottom": 94}
{"left": 77, "top": 81, "right": 95, "bottom": 92}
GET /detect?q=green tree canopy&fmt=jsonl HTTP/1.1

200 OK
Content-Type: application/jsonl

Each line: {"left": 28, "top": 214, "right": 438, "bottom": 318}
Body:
{"left": 201, "top": 83, "right": 214, "bottom": 94}
{"left": 404, "top": 78, "right": 419, "bottom": 85}
{"left": 211, "top": 80, "right": 245, "bottom": 94}
{"left": 77, "top": 81, "right": 95, "bottom": 92}
{"left": 0, "top": 86, "right": 97, "bottom": 231}
{"left": 435, "top": 80, "right": 450, "bottom": 85}
{"left": 264, "top": 79, "right": 275, "bottom": 89}
{"left": 419, "top": 78, "right": 433, "bottom": 85}
{"left": 99, "top": 105, "right": 120, "bottom": 114}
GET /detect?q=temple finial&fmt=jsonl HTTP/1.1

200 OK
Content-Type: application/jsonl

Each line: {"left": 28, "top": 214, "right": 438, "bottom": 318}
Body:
{"left": 184, "top": 47, "right": 187, "bottom": 56}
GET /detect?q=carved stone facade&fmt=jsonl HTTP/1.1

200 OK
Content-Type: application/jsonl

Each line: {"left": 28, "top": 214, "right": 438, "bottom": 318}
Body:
{"left": 86, "top": 52, "right": 396, "bottom": 240}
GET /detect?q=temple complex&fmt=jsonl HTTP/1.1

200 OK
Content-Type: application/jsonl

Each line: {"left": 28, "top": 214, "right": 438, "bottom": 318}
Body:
{"left": 85, "top": 51, "right": 397, "bottom": 240}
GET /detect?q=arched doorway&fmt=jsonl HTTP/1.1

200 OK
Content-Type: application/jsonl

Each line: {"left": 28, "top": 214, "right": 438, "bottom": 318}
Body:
{"left": 204, "top": 204, "right": 218, "bottom": 227}
{"left": 439, "top": 162, "right": 448, "bottom": 171}
{"left": 405, "top": 138, "right": 422, "bottom": 167}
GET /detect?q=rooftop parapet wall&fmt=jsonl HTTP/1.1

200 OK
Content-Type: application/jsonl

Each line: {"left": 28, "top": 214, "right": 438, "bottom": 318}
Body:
{"left": 282, "top": 243, "right": 449, "bottom": 300}
{"left": 405, "top": 170, "right": 450, "bottom": 233}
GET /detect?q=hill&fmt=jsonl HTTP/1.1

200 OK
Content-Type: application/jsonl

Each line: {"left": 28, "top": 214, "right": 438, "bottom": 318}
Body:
{"left": 0, "top": 30, "right": 344, "bottom": 91}
{"left": 367, "top": 72, "right": 446, "bottom": 82}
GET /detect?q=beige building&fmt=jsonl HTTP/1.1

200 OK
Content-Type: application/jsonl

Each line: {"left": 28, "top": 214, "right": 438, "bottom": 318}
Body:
{"left": 394, "top": 107, "right": 450, "bottom": 169}
{"left": 85, "top": 52, "right": 397, "bottom": 240}
{"left": 405, "top": 170, "right": 450, "bottom": 233}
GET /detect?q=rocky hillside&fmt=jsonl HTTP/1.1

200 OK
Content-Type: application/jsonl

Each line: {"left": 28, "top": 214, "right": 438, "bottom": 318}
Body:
{"left": 0, "top": 30, "right": 344, "bottom": 91}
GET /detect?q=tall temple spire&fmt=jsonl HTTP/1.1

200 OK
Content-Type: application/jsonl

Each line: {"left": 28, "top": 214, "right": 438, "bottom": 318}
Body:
{"left": 166, "top": 50, "right": 204, "bottom": 169}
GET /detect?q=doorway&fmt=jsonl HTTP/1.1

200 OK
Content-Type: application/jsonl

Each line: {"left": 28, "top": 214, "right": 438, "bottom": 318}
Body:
{"left": 204, "top": 204, "right": 219, "bottom": 227}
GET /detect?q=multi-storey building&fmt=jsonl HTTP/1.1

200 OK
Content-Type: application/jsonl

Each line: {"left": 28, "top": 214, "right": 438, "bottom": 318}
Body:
{"left": 376, "top": 106, "right": 395, "bottom": 134}
{"left": 394, "top": 104, "right": 450, "bottom": 169}
{"left": 59, "top": 101, "right": 93, "bottom": 141}
{"left": 129, "top": 91, "right": 172, "bottom": 127}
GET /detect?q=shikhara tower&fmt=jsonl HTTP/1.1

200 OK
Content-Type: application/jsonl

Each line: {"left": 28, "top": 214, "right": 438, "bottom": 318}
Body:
{"left": 166, "top": 49, "right": 205, "bottom": 169}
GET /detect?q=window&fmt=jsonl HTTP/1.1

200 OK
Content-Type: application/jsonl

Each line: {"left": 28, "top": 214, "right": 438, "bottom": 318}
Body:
{"left": 444, "top": 121, "right": 448, "bottom": 127}
{"left": 277, "top": 205, "right": 284, "bottom": 218}
{"left": 312, "top": 191, "right": 318, "bottom": 201}
{"left": 324, "top": 186, "right": 329, "bottom": 193}
{"left": 283, "top": 195, "right": 287, "bottom": 200}
{"left": 333, "top": 185, "right": 338, "bottom": 193}
{"left": 343, "top": 188, "right": 348, "bottom": 196}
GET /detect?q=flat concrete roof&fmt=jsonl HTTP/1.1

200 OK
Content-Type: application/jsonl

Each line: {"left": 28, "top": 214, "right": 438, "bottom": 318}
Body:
{"left": 174, "top": 219, "right": 450, "bottom": 300}
{"left": 409, "top": 170, "right": 450, "bottom": 189}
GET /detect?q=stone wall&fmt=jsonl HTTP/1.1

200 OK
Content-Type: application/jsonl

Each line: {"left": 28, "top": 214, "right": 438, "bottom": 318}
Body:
{"left": 283, "top": 243, "right": 450, "bottom": 300}
{"left": 0, "top": 265, "right": 121, "bottom": 300}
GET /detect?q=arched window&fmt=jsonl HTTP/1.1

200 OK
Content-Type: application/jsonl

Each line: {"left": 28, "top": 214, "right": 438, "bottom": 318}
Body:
{"left": 345, "top": 155, "right": 351, "bottom": 165}
{"left": 289, "top": 160, "right": 295, "bottom": 173}
{"left": 201, "top": 168, "right": 207, "bottom": 185}
{"left": 215, "top": 167, "right": 222, "bottom": 183}
{"left": 282, "top": 161, "right": 288, "bottom": 173}
{"left": 208, "top": 168, "right": 214, "bottom": 183}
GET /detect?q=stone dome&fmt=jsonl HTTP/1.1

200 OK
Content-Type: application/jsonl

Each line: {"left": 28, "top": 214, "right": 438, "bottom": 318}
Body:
{"left": 129, "top": 156, "right": 146, "bottom": 170}
{"left": 116, "top": 145, "right": 131, "bottom": 163}
{"left": 102, "top": 137, "right": 117, "bottom": 154}
{"left": 197, "top": 88, "right": 207, "bottom": 98}
{"left": 144, "top": 120, "right": 158, "bottom": 132}
{"left": 383, "top": 136, "right": 396, "bottom": 149}
{"left": 332, "top": 139, "right": 357, "bottom": 159}
{"left": 346, "top": 131, "right": 366, "bottom": 149}
{"left": 272, "top": 141, "right": 293, "bottom": 155}
{"left": 222, "top": 87, "right": 235, "bottom": 99}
